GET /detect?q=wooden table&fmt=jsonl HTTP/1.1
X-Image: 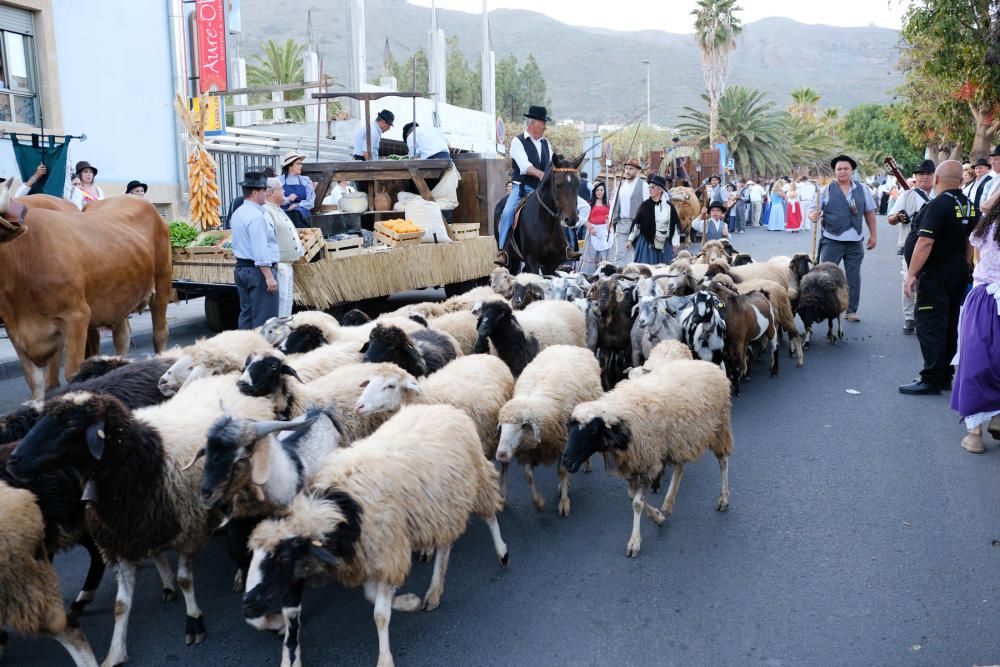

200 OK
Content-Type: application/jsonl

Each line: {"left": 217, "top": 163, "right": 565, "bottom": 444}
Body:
{"left": 303, "top": 159, "right": 452, "bottom": 215}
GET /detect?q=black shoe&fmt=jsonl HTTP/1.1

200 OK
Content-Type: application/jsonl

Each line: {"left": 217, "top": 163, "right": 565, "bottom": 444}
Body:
{"left": 902, "top": 319, "right": 914, "bottom": 335}
{"left": 898, "top": 381, "right": 942, "bottom": 395}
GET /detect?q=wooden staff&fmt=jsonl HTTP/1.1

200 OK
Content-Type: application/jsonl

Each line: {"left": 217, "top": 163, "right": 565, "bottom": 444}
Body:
{"left": 811, "top": 184, "right": 821, "bottom": 263}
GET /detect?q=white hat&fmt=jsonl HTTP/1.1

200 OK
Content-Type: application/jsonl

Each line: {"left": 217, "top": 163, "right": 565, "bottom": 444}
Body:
{"left": 281, "top": 151, "right": 306, "bottom": 168}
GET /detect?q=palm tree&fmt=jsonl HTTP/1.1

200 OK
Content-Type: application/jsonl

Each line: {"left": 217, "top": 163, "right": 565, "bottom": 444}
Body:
{"left": 822, "top": 108, "right": 840, "bottom": 123}
{"left": 247, "top": 39, "right": 306, "bottom": 121}
{"left": 789, "top": 87, "right": 821, "bottom": 120}
{"left": 782, "top": 113, "right": 840, "bottom": 176}
{"left": 691, "top": 0, "right": 743, "bottom": 145}
{"left": 677, "top": 86, "right": 788, "bottom": 177}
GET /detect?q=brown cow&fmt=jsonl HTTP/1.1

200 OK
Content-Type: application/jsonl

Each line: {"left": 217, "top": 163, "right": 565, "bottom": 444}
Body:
{"left": 669, "top": 186, "right": 700, "bottom": 246}
{"left": 0, "top": 182, "right": 171, "bottom": 398}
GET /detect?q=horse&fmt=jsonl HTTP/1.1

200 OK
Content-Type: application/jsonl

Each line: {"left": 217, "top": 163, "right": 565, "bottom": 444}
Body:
{"left": 495, "top": 153, "right": 584, "bottom": 275}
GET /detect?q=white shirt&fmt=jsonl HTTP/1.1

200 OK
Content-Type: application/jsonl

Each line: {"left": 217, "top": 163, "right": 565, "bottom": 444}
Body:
{"left": 322, "top": 182, "right": 355, "bottom": 207}
{"left": 509, "top": 132, "right": 551, "bottom": 179}
{"left": 575, "top": 196, "right": 590, "bottom": 229}
{"left": 613, "top": 178, "right": 649, "bottom": 220}
{"left": 749, "top": 184, "right": 765, "bottom": 202}
{"left": 980, "top": 170, "right": 1000, "bottom": 204}
{"left": 888, "top": 187, "right": 933, "bottom": 248}
{"left": 352, "top": 120, "right": 383, "bottom": 158}
{"left": 797, "top": 181, "right": 817, "bottom": 204}
{"left": 406, "top": 126, "right": 450, "bottom": 159}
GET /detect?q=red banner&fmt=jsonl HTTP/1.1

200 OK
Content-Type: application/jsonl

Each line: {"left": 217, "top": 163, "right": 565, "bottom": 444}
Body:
{"left": 196, "top": 0, "right": 227, "bottom": 93}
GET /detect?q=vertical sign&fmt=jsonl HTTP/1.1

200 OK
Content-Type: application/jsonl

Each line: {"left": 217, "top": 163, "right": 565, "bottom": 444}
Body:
{"left": 197, "top": 0, "right": 227, "bottom": 93}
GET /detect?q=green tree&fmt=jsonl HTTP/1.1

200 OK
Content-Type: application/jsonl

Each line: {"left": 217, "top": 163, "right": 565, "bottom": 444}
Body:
{"left": 691, "top": 0, "right": 743, "bottom": 145}
{"left": 789, "top": 87, "right": 821, "bottom": 120}
{"left": 518, "top": 55, "right": 549, "bottom": 112}
{"left": 841, "top": 103, "right": 924, "bottom": 173}
{"left": 445, "top": 36, "right": 481, "bottom": 108}
{"left": 495, "top": 54, "right": 550, "bottom": 122}
{"left": 900, "top": 0, "right": 1000, "bottom": 159}
{"left": 782, "top": 113, "right": 841, "bottom": 177}
{"left": 676, "top": 86, "right": 787, "bottom": 178}
{"left": 393, "top": 48, "right": 430, "bottom": 94}
{"left": 247, "top": 39, "right": 305, "bottom": 121}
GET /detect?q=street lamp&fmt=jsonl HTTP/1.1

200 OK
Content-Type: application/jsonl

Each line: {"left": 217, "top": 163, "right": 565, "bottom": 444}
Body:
{"left": 641, "top": 59, "right": 651, "bottom": 127}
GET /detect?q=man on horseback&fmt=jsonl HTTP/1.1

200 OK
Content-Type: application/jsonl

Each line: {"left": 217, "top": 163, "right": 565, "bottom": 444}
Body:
{"left": 496, "top": 105, "right": 557, "bottom": 267}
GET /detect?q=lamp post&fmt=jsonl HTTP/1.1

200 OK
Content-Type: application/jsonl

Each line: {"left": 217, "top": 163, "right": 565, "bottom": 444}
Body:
{"left": 641, "top": 59, "right": 651, "bottom": 127}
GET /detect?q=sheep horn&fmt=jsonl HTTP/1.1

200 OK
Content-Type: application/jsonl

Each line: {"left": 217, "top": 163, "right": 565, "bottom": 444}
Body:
{"left": 252, "top": 414, "right": 317, "bottom": 439}
{"left": 180, "top": 448, "right": 206, "bottom": 471}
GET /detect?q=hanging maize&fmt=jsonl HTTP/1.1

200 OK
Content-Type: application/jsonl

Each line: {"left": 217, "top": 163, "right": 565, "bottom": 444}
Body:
{"left": 174, "top": 93, "right": 221, "bottom": 230}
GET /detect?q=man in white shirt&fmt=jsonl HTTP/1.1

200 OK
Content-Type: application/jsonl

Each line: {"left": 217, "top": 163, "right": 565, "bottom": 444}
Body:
{"left": 796, "top": 176, "right": 817, "bottom": 231}
{"left": 402, "top": 122, "right": 451, "bottom": 160}
{"left": 963, "top": 158, "right": 994, "bottom": 209}
{"left": 748, "top": 180, "right": 765, "bottom": 226}
{"left": 609, "top": 157, "right": 649, "bottom": 265}
{"left": 976, "top": 145, "right": 1000, "bottom": 212}
{"left": 351, "top": 109, "right": 394, "bottom": 161}
{"left": 887, "top": 159, "right": 935, "bottom": 334}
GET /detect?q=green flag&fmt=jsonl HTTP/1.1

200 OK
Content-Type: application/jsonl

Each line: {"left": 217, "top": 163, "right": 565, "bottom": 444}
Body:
{"left": 10, "top": 134, "right": 71, "bottom": 197}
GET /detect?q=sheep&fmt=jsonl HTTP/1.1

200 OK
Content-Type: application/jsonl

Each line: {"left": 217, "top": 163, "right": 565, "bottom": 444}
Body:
{"left": 275, "top": 310, "right": 343, "bottom": 353}
{"left": 473, "top": 300, "right": 586, "bottom": 376}
{"left": 510, "top": 273, "right": 549, "bottom": 310}
{"left": 242, "top": 404, "right": 509, "bottom": 667}
{"left": 495, "top": 346, "right": 603, "bottom": 516}
{"left": 627, "top": 339, "right": 693, "bottom": 379}
{"left": 796, "top": 261, "right": 849, "bottom": 348}
{"left": 548, "top": 271, "right": 591, "bottom": 301}
{"left": 69, "top": 355, "right": 133, "bottom": 383}
{"left": 340, "top": 308, "right": 373, "bottom": 326}
{"left": 630, "top": 295, "right": 684, "bottom": 369}
{"left": 729, "top": 255, "right": 792, "bottom": 289}
{"left": 240, "top": 355, "right": 391, "bottom": 443}
{"left": 282, "top": 341, "right": 363, "bottom": 383}
{"left": 440, "top": 285, "right": 508, "bottom": 313}
{"left": 261, "top": 316, "right": 292, "bottom": 345}
{"left": 695, "top": 239, "right": 728, "bottom": 264}
{"left": 734, "top": 278, "right": 804, "bottom": 367}
{"left": 6, "top": 374, "right": 276, "bottom": 666}
{"left": 427, "top": 311, "right": 479, "bottom": 355}
{"left": 662, "top": 259, "right": 699, "bottom": 296}
{"left": 362, "top": 323, "right": 461, "bottom": 377}
{"left": 382, "top": 301, "right": 448, "bottom": 320}
{"left": 0, "top": 481, "right": 99, "bottom": 667}
{"left": 159, "top": 329, "right": 273, "bottom": 396}
{"left": 563, "top": 359, "right": 733, "bottom": 557}
{"left": 732, "top": 252, "right": 754, "bottom": 267}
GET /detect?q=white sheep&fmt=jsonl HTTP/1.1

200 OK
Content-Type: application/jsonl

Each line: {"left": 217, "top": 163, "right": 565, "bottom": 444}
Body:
{"left": 427, "top": 311, "right": 480, "bottom": 355}
{"left": 627, "top": 339, "right": 693, "bottom": 379}
{"left": 563, "top": 359, "right": 733, "bottom": 557}
{"left": 473, "top": 300, "right": 587, "bottom": 377}
{"left": 284, "top": 340, "right": 363, "bottom": 382}
{"left": 243, "top": 404, "right": 509, "bottom": 667}
{"left": 496, "top": 345, "right": 604, "bottom": 516}
{"left": 729, "top": 255, "right": 792, "bottom": 289}
{"left": 0, "top": 481, "right": 98, "bottom": 667}
{"left": 159, "top": 330, "right": 272, "bottom": 396}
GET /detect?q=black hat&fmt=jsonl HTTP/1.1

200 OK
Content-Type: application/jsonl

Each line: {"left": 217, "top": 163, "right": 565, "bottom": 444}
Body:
{"left": 648, "top": 174, "right": 669, "bottom": 191}
{"left": 240, "top": 171, "right": 268, "bottom": 189}
{"left": 973, "top": 158, "right": 991, "bottom": 168}
{"left": 523, "top": 105, "right": 551, "bottom": 122}
{"left": 376, "top": 109, "right": 394, "bottom": 126}
{"left": 830, "top": 154, "right": 857, "bottom": 170}
{"left": 991, "top": 145, "right": 1000, "bottom": 157}
{"left": 913, "top": 159, "right": 936, "bottom": 174}
{"left": 708, "top": 200, "right": 728, "bottom": 213}
{"left": 75, "top": 161, "right": 98, "bottom": 177}
{"left": 402, "top": 121, "right": 418, "bottom": 141}
{"left": 125, "top": 180, "right": 148, "bottom": 193}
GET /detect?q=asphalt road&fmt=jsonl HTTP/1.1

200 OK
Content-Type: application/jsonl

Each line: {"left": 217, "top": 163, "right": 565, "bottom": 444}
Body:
{"left": 4, "top": 219, "right": 1000, "bottom": 666}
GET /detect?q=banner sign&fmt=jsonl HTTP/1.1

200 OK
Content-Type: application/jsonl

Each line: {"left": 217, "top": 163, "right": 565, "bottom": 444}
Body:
{"left": 192, "top": 96, "right": 226, "bottom": 136}
{"left": 196, "top": 0, "right": 227, "bottom": 93}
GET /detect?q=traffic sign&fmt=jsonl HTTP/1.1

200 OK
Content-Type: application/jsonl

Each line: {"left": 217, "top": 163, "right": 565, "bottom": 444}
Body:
{"left": 496, "top": 117, "right": 505, "bottom": 145}
{"left": 605, "top": 141, "right": 612, "bottom": 160}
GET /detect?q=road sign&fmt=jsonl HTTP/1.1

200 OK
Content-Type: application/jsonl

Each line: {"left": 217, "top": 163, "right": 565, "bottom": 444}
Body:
{"left": 496, "top": 117, "right": 505, "bottom": 145}
{"left": 726, "top": 158, "right": 735, "bottom": 170}
{"left": 605, "top": 141, "right": 612, "bottom": 161}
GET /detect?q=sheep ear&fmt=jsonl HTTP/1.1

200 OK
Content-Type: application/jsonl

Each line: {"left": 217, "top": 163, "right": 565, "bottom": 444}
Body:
{"left": 359, "top": 379, "right": 369, "bottom": 388}
{"left": 616, "top": 286, "right": 624, "bottom": 302}
{"left": 308, "top": 541, "right": 341, "bottom": 568}
{"left": 359, "top": 342, "right": 369, "bottom": 354}
{"left": 85, "top": 421, "right": 105, "bottom": 460}
{"left": 631, "top": 302, "right": 639, "bottom": 317}
{"left": 180, "top": 447, "right": 205, "bottom": 471}
{"left": 402, "top": 376, "right": 421, "bottom": 392}
{"left": 530, "top": 420, "right": 542, "bottom": 443}
{"left": 250, "top": 438, "right": 272, "bottom": 486}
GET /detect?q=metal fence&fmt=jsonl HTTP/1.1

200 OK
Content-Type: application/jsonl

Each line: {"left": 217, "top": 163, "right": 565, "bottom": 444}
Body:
{"left": 209, "top": 149, "right": 279, "bottom": 219}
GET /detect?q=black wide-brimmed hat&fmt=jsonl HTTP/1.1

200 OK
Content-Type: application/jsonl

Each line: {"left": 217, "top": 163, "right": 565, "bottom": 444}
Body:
{"left": 708, "top": 200, "right": 728, "bottom": 213}
{"left": 830, "top": 154, "right": 857, "bottom": 170}
{"left": 913, "top": 159, "right": 936, "bottom": 174}
{"left": 75, "top": 161, "right": 98, "bottom": 176}
{"left": 648, "top": 174, "right": 669, "bottom": 191}
{"left": 240, "top": 171, "right": 268, "bottom": 189}
{"left": 991, "top": 144, "right": 1000, "bottom": 157}
{"left": 523, "top": 105, "right": 551, "bottom": 122}
{"left": 376, "top": 109, "right": 395, "bottom": 126}
{"left": 973, "top": 158, "right": 991, "bottom": 168}
{"left": 125, "top": 180, "right": 148, "bottom": 193}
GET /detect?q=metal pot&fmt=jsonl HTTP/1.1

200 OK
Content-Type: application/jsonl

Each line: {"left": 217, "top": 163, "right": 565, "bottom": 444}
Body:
{"left": 339, "top": 191, "right": 368, "bottom": 214}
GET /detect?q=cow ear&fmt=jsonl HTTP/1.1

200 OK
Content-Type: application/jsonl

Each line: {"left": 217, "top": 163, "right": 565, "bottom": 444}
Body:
{"left": 250, "top": 438, "right": 272, "bottom": 486}
{"left": 85, "top": 421, "right": 105, "bottom": 460}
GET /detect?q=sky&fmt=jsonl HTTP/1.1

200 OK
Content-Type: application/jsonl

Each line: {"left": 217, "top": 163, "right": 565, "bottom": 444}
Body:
{"left": 407, "top": 0, "right": 907, "bottom": 32}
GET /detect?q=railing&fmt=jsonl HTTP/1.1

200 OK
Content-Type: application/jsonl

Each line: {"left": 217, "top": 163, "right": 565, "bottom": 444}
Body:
{"left": 208, "top": 148, "right": 280, "bottom": 219}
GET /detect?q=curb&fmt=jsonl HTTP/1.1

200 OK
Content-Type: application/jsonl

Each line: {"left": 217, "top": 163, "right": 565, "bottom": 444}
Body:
{"left": 0, "top": 319, "right": 210, "bottom": 383}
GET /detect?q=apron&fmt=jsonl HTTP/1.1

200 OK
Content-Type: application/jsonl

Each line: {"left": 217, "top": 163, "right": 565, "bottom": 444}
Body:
{"left": 282, "top": 177, "right": 311, "bottom": 224}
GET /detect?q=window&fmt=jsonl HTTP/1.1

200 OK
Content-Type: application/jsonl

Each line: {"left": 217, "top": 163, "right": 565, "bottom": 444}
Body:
{"left": 0, "top": 6, "right": 36, "bottom": 126}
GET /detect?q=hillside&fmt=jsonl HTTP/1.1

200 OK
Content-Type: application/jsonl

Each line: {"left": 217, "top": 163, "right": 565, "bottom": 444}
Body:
{"left": 238, "top": 0, "right": 903, "bottom": 125}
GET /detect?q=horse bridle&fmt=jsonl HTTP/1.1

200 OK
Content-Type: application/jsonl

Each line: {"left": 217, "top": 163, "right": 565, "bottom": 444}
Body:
{"left": 533, "top": 167, "right": 576, "bottom": 218}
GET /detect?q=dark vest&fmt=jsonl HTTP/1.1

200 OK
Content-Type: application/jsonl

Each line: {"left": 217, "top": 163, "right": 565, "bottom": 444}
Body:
{"left": 973, "top": 175, "right": 993, "bottom": 208}
{"left": 512, "top": 135, "right": 550, "bottom": 189}
{"left": 823, "top": 182, "right": 864, "bottom": 238}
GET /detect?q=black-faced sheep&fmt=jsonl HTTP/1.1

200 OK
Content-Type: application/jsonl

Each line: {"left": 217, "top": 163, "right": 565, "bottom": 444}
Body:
{"left": 510, "top": 274, "right": 549, "bottom": 310}
{"left": 69, "top": 355, "right": 133, "bottom": 383}
{"left": 495, "top": 346, "right": 603, "bottom": 516}
{"left": 796, "top": 261, "right": 849, "bottom": 348}
{"left": 242, "top": 404, "right": 509, "bottom": 667}
{"left": 340, "top": 308, "right": 372, "bottom": 326}
{"left": 732, "top": 252, "right": 754, "bottom": 267}
{"left": 0, "top": 481, "right": 98, "bottom": 667}
{"left": 563, "top": 359, "right": 733, "bottom": 557}
{"left": 473, "top": 300, "right": 586, "bottom": 376}
{"left": 7, "top": 375, "right": 276, "bottom": 665}
{"left": 361, "top": 324, "right": 461, "bottom": 377}
{"left": 159, "top": 329, "right": 273, "bottom": 395}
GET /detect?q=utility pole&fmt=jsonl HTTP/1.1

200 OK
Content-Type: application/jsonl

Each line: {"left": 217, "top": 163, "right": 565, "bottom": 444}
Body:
{"left": 641, "top": 59, "right": 651, "bottom": 127}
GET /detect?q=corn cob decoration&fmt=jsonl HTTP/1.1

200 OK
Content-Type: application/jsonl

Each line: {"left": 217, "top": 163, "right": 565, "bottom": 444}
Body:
{"left": 174, "top": 93, "right": 221, "bottom": 230}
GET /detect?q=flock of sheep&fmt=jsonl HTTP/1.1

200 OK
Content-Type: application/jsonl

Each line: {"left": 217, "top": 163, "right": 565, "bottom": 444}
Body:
{"left": 0, "top": 238, "right": 851, "bottom": 667}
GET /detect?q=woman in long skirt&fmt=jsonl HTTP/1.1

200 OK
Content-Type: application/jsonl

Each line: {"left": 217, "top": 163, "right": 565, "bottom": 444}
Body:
{"left": 627, "top": 175, "right": 678, "bottom": 265}
{"left": 766, "top": 180, "right": 786, "bottom": 231}
{"left": 951, "top": 204, "right": 1000, "bottom": 453}
{"left": 579, "top": 182, "right": 613, "bottom": 273}
{"left": 785, "top": 182, "right": 802, "bottom": 232}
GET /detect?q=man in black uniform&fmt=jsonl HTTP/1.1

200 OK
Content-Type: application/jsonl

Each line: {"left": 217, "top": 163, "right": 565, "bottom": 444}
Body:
{"left": 899, "top": 160, "right": 978, "bottom": 395}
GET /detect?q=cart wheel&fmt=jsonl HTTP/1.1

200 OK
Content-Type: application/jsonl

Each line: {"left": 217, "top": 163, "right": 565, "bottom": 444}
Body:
{"left": 204, "top": 293, "right": 239, "bottom": 332}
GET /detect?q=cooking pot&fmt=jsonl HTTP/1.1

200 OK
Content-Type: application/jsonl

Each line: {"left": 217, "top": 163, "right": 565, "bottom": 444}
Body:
{"left": 339, "top": 191, "right": 368, "bottom": 214}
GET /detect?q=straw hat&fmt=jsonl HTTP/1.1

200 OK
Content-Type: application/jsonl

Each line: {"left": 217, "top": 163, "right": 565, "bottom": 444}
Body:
{"left": 281, "top": 151, "right": 306, "bottom": 169}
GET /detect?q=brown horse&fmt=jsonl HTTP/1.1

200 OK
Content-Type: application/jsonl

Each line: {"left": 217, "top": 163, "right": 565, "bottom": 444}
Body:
{"left": 497, "top": 153, "right": 584, "bottom": 275}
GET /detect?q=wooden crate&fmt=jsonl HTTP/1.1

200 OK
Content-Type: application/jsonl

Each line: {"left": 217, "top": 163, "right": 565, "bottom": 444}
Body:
{"left": 297, "top": 228, "right": 326, "bottom": 263}
{"left": 447, "top": 223, "right": 479, "bottom": 241}
{"left": 187, "top": 230, "right": 229, "bottom": 256}
{"left": 325, "top": 236, "right": 364, "bottom": 259}
{"left": 374, "top": 221, "right": 423, "bottom": 248}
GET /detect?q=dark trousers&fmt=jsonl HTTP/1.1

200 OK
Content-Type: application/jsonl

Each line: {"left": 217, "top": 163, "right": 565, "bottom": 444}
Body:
{"left": 819, "top": 237, "right": 864, "bottom": 313}
{"left": 235, "top": 266, "right": 278, "bottom": 330}
{"left": 915, "top": 270, "right": 966, "bottom": 386}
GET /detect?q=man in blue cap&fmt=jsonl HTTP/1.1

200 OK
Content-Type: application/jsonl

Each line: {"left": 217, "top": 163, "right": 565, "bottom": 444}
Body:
{"left": 230, "top": 171, "right": 279, "bottom": 328}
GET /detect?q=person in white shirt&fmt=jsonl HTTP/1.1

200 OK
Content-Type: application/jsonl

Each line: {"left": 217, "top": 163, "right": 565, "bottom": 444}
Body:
{"left": 887, "top": 160, "right": 935, "bottom": 334}
{"left": 351, "top": 109, "right": 394, "bottom": 161}
{"left": 796, "top": 176, "right": 817, "bottom": 231}
{"left": 976, "top": 145, "right": 1000, "bottom": 212}
{"left": 321, "top": 180, "right": 355, "bottom": 209}
{"left": 264, "top": 177, "right": 305, "bottom": 317}
{"left": 963, "top": 158, "right": 993, "bottom": 209}
{"left": 748, "top": 180, "right": 765, "bottom": 226}
{"left": 402, "top": 122, "right": 450, "bottom": 160}
{"left": 609, "top": 157, "right": 650, "bottom": 265}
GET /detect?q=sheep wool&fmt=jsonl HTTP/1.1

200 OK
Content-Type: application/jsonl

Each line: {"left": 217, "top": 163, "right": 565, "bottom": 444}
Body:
{"left": 428, "top": 311, "right": 480, "bottom": 355}
{"left": 515, "top": 299, "right": 587, "bottom": 349}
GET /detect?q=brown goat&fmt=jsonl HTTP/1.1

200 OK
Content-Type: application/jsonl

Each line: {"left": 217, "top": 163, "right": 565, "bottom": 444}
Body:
{"left": 710, "top": 281, "right": 778, "bottom": 396}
